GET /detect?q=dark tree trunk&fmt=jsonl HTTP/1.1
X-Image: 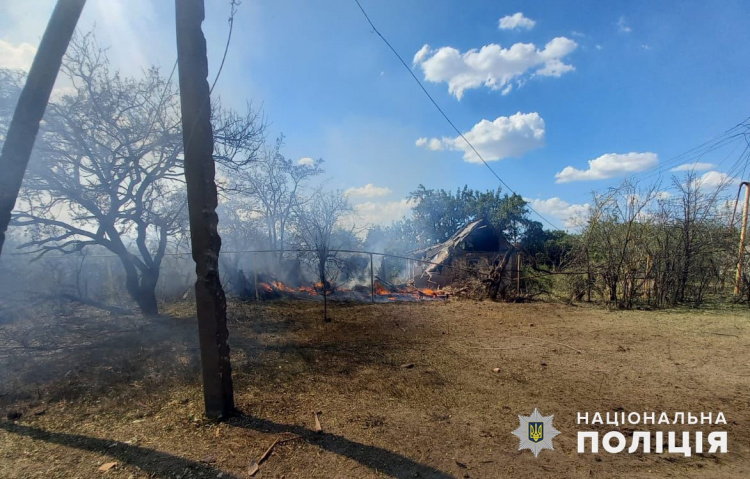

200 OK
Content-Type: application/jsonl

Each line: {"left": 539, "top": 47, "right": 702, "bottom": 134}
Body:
{"left": 609, "top": 278, "right": 618, "bottom": 303}
{"left": 175, "top": 0, "right": 234, "bottom": 420}
{"left": 134, "top": 289, "right": 159, "bottom": 316}
{"left": 121, "top": 259, "right": 159, "bottom": 316}
{"left": 486, "top": 248, "right": 514, "bottom": 301}
{"left": 0, "top": 0, "right": 86, "bottom": 255}
{"left": 136, "top": 269, "right": 160, "bottom": 316}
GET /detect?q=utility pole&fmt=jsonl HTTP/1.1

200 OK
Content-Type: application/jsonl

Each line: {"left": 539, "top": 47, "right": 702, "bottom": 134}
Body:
{"left": 0, "top": 0, "right": 86, "bottom": 255}
{"left": 734, "top": 182, "right": 750, "bottom": 296}
{"left": 175, "top": 0, "right": 235, "bottom": 419}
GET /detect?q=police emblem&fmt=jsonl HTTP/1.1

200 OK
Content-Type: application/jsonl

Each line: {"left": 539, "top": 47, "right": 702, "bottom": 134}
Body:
{"left": 512, "top": 408, "right": 560, "bottom": 457}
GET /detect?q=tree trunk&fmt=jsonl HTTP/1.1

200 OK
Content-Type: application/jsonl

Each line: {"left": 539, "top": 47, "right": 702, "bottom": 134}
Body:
{"left": 121, "top": 258, "right": 159, "bottom": 316}
{"left": 0, "top": 0, "right": 86, "bottom": 255}
{"left": 134, "top": 289, "right": 158, "bottom": 316}
{"left": 175, "top": 0, "right": 234, "bottom": 420}
{"left": 137, "top": 269, "right": 160, "bottom": 315}
{"left": 486, "top": 248, "right": 514, "bottom": 301}
{"left": 609, "top": 277, "right": 618, "bottom": 304}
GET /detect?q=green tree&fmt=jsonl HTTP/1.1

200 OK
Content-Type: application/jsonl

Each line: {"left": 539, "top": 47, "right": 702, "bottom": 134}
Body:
{"left": 408, "top": 185, "right": 540, "bottom": 245}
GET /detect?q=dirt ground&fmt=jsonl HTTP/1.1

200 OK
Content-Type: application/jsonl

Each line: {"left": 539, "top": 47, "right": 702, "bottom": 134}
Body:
{"left": 0, "top": 298, "right": 749, "bottom": 478}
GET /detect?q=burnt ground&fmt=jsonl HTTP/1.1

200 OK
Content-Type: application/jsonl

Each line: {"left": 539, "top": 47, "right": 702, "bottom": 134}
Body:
{"left": 0, "top": 298, "right": 749, "bottom": 478}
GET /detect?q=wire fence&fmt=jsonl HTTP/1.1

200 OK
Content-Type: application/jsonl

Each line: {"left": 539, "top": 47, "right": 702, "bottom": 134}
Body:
{"left": 1, "top": 247, "right": 516, "bottom": 315}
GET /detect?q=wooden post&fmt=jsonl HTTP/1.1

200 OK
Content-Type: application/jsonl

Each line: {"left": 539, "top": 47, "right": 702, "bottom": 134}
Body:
{"left": 0, "top": 0, "right": 86, "bottom": 255}
{"left": 734, "top": 182, "right": 750, "bottom": 295}
{"left": 175, "top": 0, "right": 234, "bottom": 419}
{"left": 516, "top": 253, "right": 522, "bottom": 294}
{"left": 253, "top": 254, "right": 259, "bottom": 301}
{"left": 645, "top": 254, "right": 652, "bottom": 302}
{"left": 370, "top": 253, "right": 374, "bottom": 303}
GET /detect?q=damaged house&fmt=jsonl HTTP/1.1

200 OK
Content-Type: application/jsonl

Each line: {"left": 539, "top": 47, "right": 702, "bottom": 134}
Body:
{"left": 410, "top": 219, "right": 518, "bottom": 289}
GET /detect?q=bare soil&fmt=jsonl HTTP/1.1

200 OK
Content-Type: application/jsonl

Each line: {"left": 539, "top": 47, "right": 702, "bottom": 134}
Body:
{"left": 0, "top": 299, "right": 748, "bottom": 478}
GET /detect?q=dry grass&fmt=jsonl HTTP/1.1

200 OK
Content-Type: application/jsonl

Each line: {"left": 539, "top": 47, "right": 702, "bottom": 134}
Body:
{"left": 1, "top": 298, "right": 749, "bottom": 478}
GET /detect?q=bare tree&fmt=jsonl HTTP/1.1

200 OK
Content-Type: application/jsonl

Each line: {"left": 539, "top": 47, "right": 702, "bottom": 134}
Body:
{"left": 232, "top": 136, "right": 323, "bottom": 269}
{"left": 11, "top": 36, "right": 185, "bottom": 315}
{"left": 581, "top": 181, "right": 657, "bottom": 308}
{"left": 8, "top": 34, "right": 262, "bottom": 315}
{"left": 212, "top": 98, "right": 265, "bottom": 169}
{"left": 0, "top": 70, "right": 25, "bottom": 135}
{"left": 569, "top": 175, "right": 739, "bottom": 309}
{"left": 293, "top": 191, "right": 353, "bottom": 318}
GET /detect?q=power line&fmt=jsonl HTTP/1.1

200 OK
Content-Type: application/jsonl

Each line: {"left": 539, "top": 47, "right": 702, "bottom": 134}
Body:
{"left": 210, "top": 0, "right": 240, "bottom": 95}
{"left": 352, "top": 0, "right": 561, "bottom": 231}
{"left": 631, "top": 120, "right": 750, "bottom": 184}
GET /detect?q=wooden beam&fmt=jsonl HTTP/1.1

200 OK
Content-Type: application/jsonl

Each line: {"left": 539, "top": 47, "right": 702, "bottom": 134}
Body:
{"left": 175, "top": 0, "right": 234, "bottom": 419}
{"left": 0, "top": 0, "right": 86, "bottom": 255}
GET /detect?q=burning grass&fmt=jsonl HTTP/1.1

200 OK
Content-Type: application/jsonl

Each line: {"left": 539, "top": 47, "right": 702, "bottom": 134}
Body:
{"left": 253, "top": 279, "right": 450, "bottom": 302}
{"left": 1, "top": 299, "right": 749, "bottom": 478}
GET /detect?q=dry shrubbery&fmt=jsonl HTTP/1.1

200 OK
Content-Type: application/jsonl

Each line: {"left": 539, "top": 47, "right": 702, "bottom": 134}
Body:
{"left": 538, "top": 178, "right": 749, "bottom": 309}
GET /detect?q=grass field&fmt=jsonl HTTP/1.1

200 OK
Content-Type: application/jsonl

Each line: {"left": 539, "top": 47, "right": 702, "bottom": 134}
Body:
{"left": 1, "top": 299, "right": 749, "bottom": 478}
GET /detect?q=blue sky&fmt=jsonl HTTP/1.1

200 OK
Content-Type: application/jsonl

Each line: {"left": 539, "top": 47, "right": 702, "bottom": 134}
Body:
{"left": 2, "top": 0, "right": 750, "bottom": 229}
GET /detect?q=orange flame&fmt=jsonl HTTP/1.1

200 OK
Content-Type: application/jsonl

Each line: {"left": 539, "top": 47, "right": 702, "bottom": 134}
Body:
{"left": 299, "top": 285, "right": 317, "bottom": 296}
{"left": 374, "top": 285, "right": 390, "bottom": 295}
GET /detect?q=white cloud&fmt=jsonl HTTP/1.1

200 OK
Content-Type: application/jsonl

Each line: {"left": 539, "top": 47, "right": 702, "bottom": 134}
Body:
{"left": 696, "top": 171, "right": 738, "bottom": 189}
{"left": 415, "top": 137, "right": 444, "bottom": 151}
{"left": 617, "top": 16, "right": 632, "bottom": 33}
{"left": 352, "top": 199, "right": 413, "bottom": 225}
{"left": 0, "top": 39, "right": 37, "bottom": 70}
{"left": 526, "top": 197, "right": 590, "bottom": 229}
{"left": 555, "top": 152, "right": 658, "bottom": 183}
{"left": 498, "top": 12, "right": 536, "bottom": 31}
{"left": 670, "top": 162, "right": 715, "bottom": 172}
{"left": 297, "top": 157, "right": 316, "bottom": 166}
{"left": 535, "top": 58, "right": 575, "bottom": 77}
{"left": 412, "top": 44, "right": 431, "bottom": 66}
{"left": 417, "top": 112, "right": 545, "bottom": 163}
{"left": 345, "top": 183, "right": 392, "bottom": 198}
{"left": 413, "top": 37, "right": 577, "bottom": 99}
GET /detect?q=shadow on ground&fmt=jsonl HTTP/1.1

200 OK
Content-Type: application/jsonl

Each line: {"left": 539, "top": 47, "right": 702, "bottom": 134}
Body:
{"left": 229, "top": 412, "right": 455, "bottom": 479}
{"left": 0, "top": 421, "right": 240, "bottom": 478}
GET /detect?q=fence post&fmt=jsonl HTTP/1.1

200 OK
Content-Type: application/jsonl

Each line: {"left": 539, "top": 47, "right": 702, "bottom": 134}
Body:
{"left": 517, "top": 253, "right": 522, "bottom": 294}
{"left": 370, "top": 253, "right": 375, "bottom": 303}
{"left": 253, "top": 253, "right": 259, "bottom": 301}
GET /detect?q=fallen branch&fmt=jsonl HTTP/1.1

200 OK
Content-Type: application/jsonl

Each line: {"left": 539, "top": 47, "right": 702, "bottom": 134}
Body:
{"left": 706, "top": 332, "right": 740, "bottom": 338}
{"left": 250, "top": 433, "right": 303, "bottom": 476}
{"left": 258, "top": 434, "right": 302, "bottom": 464}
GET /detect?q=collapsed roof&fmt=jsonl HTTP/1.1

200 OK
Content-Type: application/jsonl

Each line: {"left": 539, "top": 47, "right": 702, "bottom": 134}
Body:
{"left": 415, "top": 219, "right": 513, "bottom": 276}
